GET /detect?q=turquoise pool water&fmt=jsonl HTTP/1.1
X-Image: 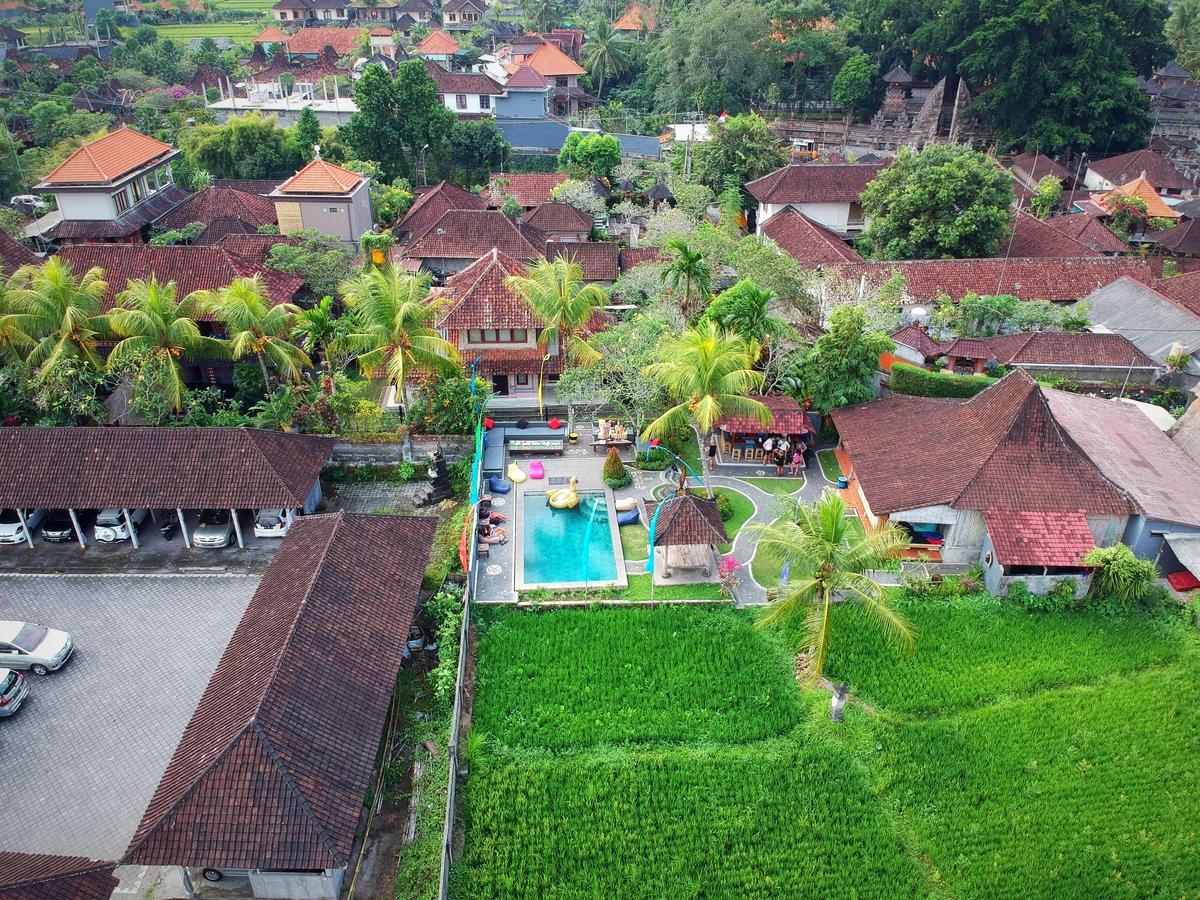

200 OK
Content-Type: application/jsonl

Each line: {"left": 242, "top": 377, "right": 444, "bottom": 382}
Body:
{"left": 522, "top": 492, "right": 617, "bottom": 585}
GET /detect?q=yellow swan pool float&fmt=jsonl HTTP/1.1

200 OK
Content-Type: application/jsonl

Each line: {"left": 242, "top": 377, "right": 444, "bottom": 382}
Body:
{"left": 547, "top": 475, "right": 580, "bottom": 509}
{"left": 507, "top": 462, "right": 527, "bottom": 483}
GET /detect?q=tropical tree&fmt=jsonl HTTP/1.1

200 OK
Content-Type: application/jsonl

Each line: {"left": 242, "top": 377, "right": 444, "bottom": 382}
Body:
{"left": 520, "top": 0, "right": 566, "bottom": 31}
{"left": 291, "top": 295, "right": 347, "bottom": 388}
{"left": 199, "top": 276, "right": 310, "bottom": 384}
{"left": 335, "top": 267, "right": 459, "bottom": 403}
{"left": 583, "top": 18, "right": 633, "bottom": 99}
{"left": 752, "top": 491, "right": 914, "bottom": 685}
{"left": 660, "top": 237, "right": 712, "bottom": 320}
{"left": 641, "top": 319, "right": 768, "bottom": 495}
{"left": 2, "top": 257, "right": 109, "bottom": 379}
{"left": 506, "top": 254, "right": 609, "bottom": 365}
{"left": 703, "top": 278, "right": 778, "bottom": 346}
{"left": 106, "top": 276, "right": 228, "bottom": 412}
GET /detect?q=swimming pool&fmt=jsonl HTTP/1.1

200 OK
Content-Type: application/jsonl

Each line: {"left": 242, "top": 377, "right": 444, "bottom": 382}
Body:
{"left": 520, "top": 491, "right": 620, "bottom": 587}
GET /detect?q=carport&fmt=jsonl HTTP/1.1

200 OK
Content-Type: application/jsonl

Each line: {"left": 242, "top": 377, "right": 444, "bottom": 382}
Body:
{"left": 0, "top": 427, "right": 334, "bottom": 550}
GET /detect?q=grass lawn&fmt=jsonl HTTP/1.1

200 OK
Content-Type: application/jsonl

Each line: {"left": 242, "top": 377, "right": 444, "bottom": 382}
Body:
{"left": 739, "top": 476, "right": 807, "bottom": 498}
{"left": 619, "top": 522, "right": 648, "bottom": 561}
{"left": 214, "top": 0, "right": 275, "bottom": 9}
{"left": 155, "top": 22, "right": 263, "bottom": 41}
{"left": 751, "top": 515, "right": 865, "bottom": 590}
{"left": 816, "top": 447, "right": 843, "bottom": 482}
{"left": 622, "top": 573, "right": 724, "bottom": 601}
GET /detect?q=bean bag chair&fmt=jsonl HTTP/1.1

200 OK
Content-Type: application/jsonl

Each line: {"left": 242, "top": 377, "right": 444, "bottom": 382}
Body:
{"left": 507, "top": 462, "right": 527, "bottom": 484}
{"left": 1167, "top": 570, "right": 1200, "bottom": 592}
{"left": 549, "top": 417, "right": 562, "bottom": 429}
{"left": 530, "top": 459, "right": 545, "bottom": 479}
{"left": 614, "top": 497, "right": 638, "bottom": 512}
{"left": 617, "top": 508, "right": 640, "bottom": 526}
{"left": 488, "top": 475, "right": 511, "bottom": 494}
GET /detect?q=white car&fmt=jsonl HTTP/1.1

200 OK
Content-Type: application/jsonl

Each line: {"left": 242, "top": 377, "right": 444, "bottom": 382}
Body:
{"left": 0, "top": 508, "right": 45, "bottom": 544}
{"left": 253, "top": 508, "right": 291, "bottom": 538}
{"left": 94, "top": 508, "right": 148, "bottom": 543}
{"left": 0, "top": 668, "right": 28, "bottom": 717}
{"left": 0, "top": 620, "right": 74, "bottom": 675}
{"left": 10, "top": 194, "right": 47, "bottom": 210}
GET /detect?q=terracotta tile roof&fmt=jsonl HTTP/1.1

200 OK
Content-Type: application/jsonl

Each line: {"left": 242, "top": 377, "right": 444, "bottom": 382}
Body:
{"left": 613, "top": 1, "right": 654, "bottom": 29}
{"left": 1088, "top": 149, "right": 1194, "bottom": 192}
{"left": 1097, "top": 176, "right": 1180, "bottom": 219}
{"left": 827, "top": 257, "right": 1154, "bottom": 303}
{"left": 546, "top": 240, "right": 619, "bottom": 281}
{"left": 213, "top": 178, "right": 280, "bottom": 196}
{"left": 58, "top": 245, "right": 304, "bottom": 315}
{"left": 395, "top": 179, "right": 487, "bottom": 241}
{"left": 251, "top": 53, "right": 341, "bottom": 84}
{"left": 941, "top": 336, "right": 992, "bottom": 360}
{"left": 619, "top": 247, "right": 668, "bottom": 271}
{"left": 983, "top": 331, "right": 1157, "bottom": 368}
{"left": 477, "top": 347, "right": 565, "bottom": 375}
{"left": 253, "top": 25, "right": 288, "bottom": 41}
{"left": 832, "top": 371, "right": 1134, "bottom": 517}
{"left": 519, "top": 41, "right": 585, "bottom": 77}
{"left": 984, "top": 509, "right": 1095, "bottom": 567}
{"left": 126, "top": 511, "right": 436, "bottom": 871}
{"left": 370, "top": 26, "right": 392, "bottom": 35}
{"left": 39, "top": 128, "right": 175, "bottom": 185}
{"left": 416, "top": 29, "right": 459, "bottom": 55}
{"left": 402, "top": 209, "right": 547, "bottom": 261}
{"left": 1154, "top": 270, "right": 1200, "bottom": 316}
{"left": 1006, "top": 210, "right": 1099, "bottom": 258}
{"left": 1009, "top": 151, "right": 1069, "bottom": 183}
{"left": 0, "top": 231, "right": 39, "bottom": 273}
{"left": 759, "top": 206, "right": 861, "bottom": 264}
{"left": 505, "top": 62, "right": 548, "bottom": 88}
{"left": 1045, "top": 213, "right": 1130, "bottom": 254}
{"left": 274, "top": 158, "right": 363, "bottom": 194}
{"left": 44, "top": 185, "right": 191, "bottom": 241}
{"left": 891, "top": 323, "right": 945, "bottom": 358}
{"left": 1149, "top": 217, "right": 1200, "bottom": 255}
{"left": 436, "top": 247, "right": 538, "bottom": 330}
{"left": 488, "top": 171, "right": 569, "bottom": 207}
{"left": 0, "top": 427, "right": 332, "bottom": 509}
{"left": 746, "top": 162, "right": 884, "bottom": 205}
{"left": 717, "top": 394, "right": 813, "bottom": 435}
{"left": 651, "top": 490, "right": 728, "bottom": 546}
{"left": 423, "top": 58, "right": 503, "bottom": 94}
{"left": 525, "top": 201, "right": 592, "bottom": 233}
{"left": 284, "top": 26, "right": 365, "bottom": 55}
{"left": 0, "top": 853, "right": 117, "bottom": 900}
{"left": 215, "top": 233, "right": 299, "bottom": 264}
{"left": 160, "top": 186, "right": 277, "bottom": 231}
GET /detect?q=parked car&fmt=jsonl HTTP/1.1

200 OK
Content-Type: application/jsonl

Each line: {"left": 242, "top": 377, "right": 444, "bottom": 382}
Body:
{"left": 193, "top": 510, "right": 233, "bottom": 549}
{"left": 94, "top": 508, "right": 148, "bottom": 543}
{"left": 0, "top": 620, "right": 74, "bottom": 675}
{"left": 10, "top": 193, "right": 47, "bottom": 211}
{"left": 40, "top": 509, "right": 94, "bottom": 543}
{"left": 0, "top": 508, "right": 45, "bottom": 544}
{"left": 0, "top": 669, "right": 28, "bottom": 717}
{"left": 253, "top": 508, "right": 291, "bottom": 538}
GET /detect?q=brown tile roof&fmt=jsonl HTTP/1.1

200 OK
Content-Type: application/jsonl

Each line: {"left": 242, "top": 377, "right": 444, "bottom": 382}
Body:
{"left": 546, "top": 240, "right": 619, "bottom": 281}
{"left": 285, "top": 26, "right": 365, "bottom": 55}
{"left": 717, "top": 393, "right": 813, "bottom": 436}
{"left": 746, "top": 162, "right": 884, "bottom": 205}
{"left": 395, "top": 179, "right": 487, "bottom": 241}
{"left": 1154, "top": 270, "right": 1200, "bottom": 315}
{"left": 416, "top": 28, "right": 459, "bottom": 55}
{"left": 941, "top": 336, "right": 992, "bottom": 360}
{"left": 983, "top": 331, "right": 1157, "bottom": 368}
{"left": 436, "top": 247, "right": 537, "bottom": 330}
{"left": 0, "top": 427, "right": 333, "bottom": 509}
{"left": 126, "top": 511, "right": 436, "bottom": 871}
{"left": 423, "top": 58, "right": 503, "bottom": 94}
{"left": 619, "top": 247, "right": 668, "bottom": 270}
{"left": 525, "top": 201, "right": 592, "bottom": 233}
{"left": 760, "top": 206, "right": 861, "bottom": 264}
{"left": 212, "top": 178, "right": 281, "bottom": 196}
{"left": 613, "top": 1, "right": 654, "bottom": 29}
{"left": 477, "top": 347, "right": 565, "bottom": 375}
{"left": 1149, "top": 217, "right": 1200, "bottom": 255}
{"left": 160, "top": 186, "right": 277, "bottom": 231}
{"left": 832, "top": 371, "right": 1134, "bottom": 517}
{"left": 0, "top": 231, "right": 39, "bottom": 273}
{"left": 274, "top": 158, "right": 363, "bottom": 195}
{"left": 215, "top": 233, "right": 299, "bottom": 264}
{"left": 650, "top": 490, "right": 728, "bottom": 546}
{"left": 505, "top": 63, "right": 548, "bottom": 88}
{"left": 519, "top": 41, "right": 584, "bottom": 77}
{"left": 44, "top": 185, "right": 191, "bottom": 240}
{"left": 1009, "top": 151, "right": 1069, "bottom": 184}
{"left": 488, "top": 171, "right": 569, "bottom": 207}
{"left": 1045, "top": 213, "right": 1131, "bottom": 254}
{"left": 0, "top": 854, "right": 117, "bottom": 900}
{"left": 1006, "top": 211, "right": 1099, "bottom": 258}
{"left": 891, "top": 323, "right": 944, "bottom": 358}
{"left": 38, "top": 128, "right": 175, "bottom": 186}
{"left": 984, "top": 509, "right": 1095, "bottom": 567}
{"left": 254, "top": 25, "right": 289, "bottom": 42}
{"left": 827, "top": 257, "right": 1154, "bottom": 303}
{"left": 250, "top": 53, "right": 342, "bottom": 84}
{"left": 1088, "top": 149, "right": 1194, "bottom": 192}
{"left": 402, "top": 209, "right": 547, "bottom": 261}
{"left": 57, "top": 244, "right": 304, "bottom": 315}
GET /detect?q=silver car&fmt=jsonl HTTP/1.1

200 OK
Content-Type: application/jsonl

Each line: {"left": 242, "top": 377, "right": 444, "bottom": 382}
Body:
{"left": 0, "top": 621, "right": 74, "bottom": 675}
{"left": 193, "top": 510, "right": 234, "bottom": 549}
{"left": 0, "top": 669, "right": 28, "bottom": 717}
{"left": 0, "top": 508, "right": 45, "bottom": 544}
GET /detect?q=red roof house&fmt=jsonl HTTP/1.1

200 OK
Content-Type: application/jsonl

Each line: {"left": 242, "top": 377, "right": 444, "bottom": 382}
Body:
{"left": 759, "top": 206, "right": 861, "bottom": 265}
{"left": 488, "top": 171, "right": 570, "bottom": 208}
{"left": 395, "top": 179, "right": 487, "bottom": 242}
{"left": 0, "top": 853, "right": 117, "bottom": 900}
{"left": 158, "top": 186, "right": 278, "bottom": 246}
{"left": 402, "top": 209, "right": 547, "bottom": 272}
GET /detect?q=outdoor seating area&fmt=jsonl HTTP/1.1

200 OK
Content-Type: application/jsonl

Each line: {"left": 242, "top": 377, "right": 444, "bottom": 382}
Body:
{"left": 592, "top": 418, "right": 635, "bottom": 455}
{"left": 713, "top": 395, "right": 817, "bottom": 473}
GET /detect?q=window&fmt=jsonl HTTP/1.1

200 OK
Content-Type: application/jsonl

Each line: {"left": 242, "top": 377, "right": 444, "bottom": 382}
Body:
{"left": 556, "top": 76, "right": 568, "bottom": 87}
{"left": 326, "top": 207, "right": 341, "bottom": 213}
{"left": 498, "top": 329, "right": 511, "bottom": 342}
{"left": 482, "top": 328, "right": 497, "bottom": 341}
{"left": 131, "top": 178, "right": 144, "bottom": 203}
{"left": 515, "top": 374, "right": 530, "bottom": 386}
{"left": 513, "top": 328, "right": 527, "bottom": 342}
{"left": 466, "top": 328, "right": 527, "bottom": 344}
{"left": 113, "top": 190, "right": 130, "bottom": 214}
{"left": 467, "top": 329, "right": 482, "bottom": 343}
{"left": 456, "top": 94, "right": 468, "bottom": 109}
{"left": 479, "top": 94, "right": 490, "bottom": 110}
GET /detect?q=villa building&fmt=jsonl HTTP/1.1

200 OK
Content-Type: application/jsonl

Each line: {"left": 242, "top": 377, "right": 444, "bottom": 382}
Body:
{"left": 442, "top": 0, "right": 486, "bottom": 30}
{"left": 270, "top": 158, "right": 371, "bottom": 244}
{"left": 424, "top": 60, "right": 504, "bottom": 116}
{"left": 400, "top": 209, "right": 547, "bottom": 276}
{"left": 745, "top": 161, "right": 884, "bottom": 235}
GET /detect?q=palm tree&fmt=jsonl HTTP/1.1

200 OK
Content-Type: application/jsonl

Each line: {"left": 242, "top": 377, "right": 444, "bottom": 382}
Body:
{"left": 335, "top": 267, "right": 459, "bottom": 403}
{"left": 506, "top": 253, "right": 609, "bottom": 365}
{"left": 520, "top": 0, "right": 564, "bottom": 32}
{"left": 583, "top": 18, "right": 633, "bottom": 100}
{"left": 2, "top": 257, "right": 109, "bottom": 379}
{"left": 106, "top": 276, "right": 228, "bottom": 412}
{"left": 291, "top": 295, "right": 346, "bottom": 390}
{"left": 640, "top": 320, "right": 768, "bottom": 495}
{"left": 199, "top": 275, "right": 309, "bottom": 384}
{"left": 752, "top": 492, "right": 914, "bottom": 685}
{"left": 660, "top": 237, "right": 711, "bottom": 320}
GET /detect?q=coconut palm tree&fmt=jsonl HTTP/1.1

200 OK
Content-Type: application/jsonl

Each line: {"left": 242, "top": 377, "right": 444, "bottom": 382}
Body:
{"left": 198, "top": 275, "right": 309, "bottom": 384}
{"left": 506, "top": 253, "right": 609, "bottom": 365}
{"left": 640, "top": 320, "right": 768, "bottom": 495}
{"left": 291, "top": 295, "right": 347, "bottom": 390}
{"left": 583, "top": 18, "right": 633, "bottom": 99}
{"left": 2, "top": 257, "right": 109, "bottom": 379}
{"left": 660, "top": 237, "right": 711, "bottom": 320}
{"left": 752, "top": 491, "right": 913, "bottom": 685}
{"left": 106, "top": 276, "right": 228, "bottom": 412}
{"left": 335, "top": 267, "right": 459, "bottom": 403}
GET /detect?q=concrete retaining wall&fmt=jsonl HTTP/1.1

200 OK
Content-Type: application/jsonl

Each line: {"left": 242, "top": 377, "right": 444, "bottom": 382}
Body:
{"left": 329, "top": 435, "right": 473, "bottom": 467}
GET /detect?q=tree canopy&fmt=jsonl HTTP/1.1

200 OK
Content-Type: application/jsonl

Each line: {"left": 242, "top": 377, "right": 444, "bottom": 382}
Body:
{"left": 799, "top": 305, "right": 893, "bottom": 413}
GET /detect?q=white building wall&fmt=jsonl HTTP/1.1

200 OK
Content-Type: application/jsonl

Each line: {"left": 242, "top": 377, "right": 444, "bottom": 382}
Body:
{"left": 54, "top": 190, "right": 116, "bottom": 220}
{"left": 1082, "top": 169, "right": 1115, "bottom": 192}
{"left": 942, "top": 509, "right": 986, "bottom": 564}
{"left": 440, "top": 92, "right": 494, "bottom": 115}
{"left": 248, "top": 868, "right": 342, "bottom": 899}
{"left": 757, "top": 201, "right": 854, "bottom": 234}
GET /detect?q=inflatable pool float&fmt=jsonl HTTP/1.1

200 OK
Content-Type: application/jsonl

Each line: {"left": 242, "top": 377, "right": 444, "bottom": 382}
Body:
{"left": 530, "top": 459, "right": 545, "bottom": 479}
{"left": 614, "top": 497, "right": 637, "bottom": 512}
{"left": 547, "top": 475, "right": 580, "bottom": 509}
{"left": 507, "top": 462, "right": 527, "bottom": 483}
{"left": 488, "top": 475, "right": 511, "bottom": 494}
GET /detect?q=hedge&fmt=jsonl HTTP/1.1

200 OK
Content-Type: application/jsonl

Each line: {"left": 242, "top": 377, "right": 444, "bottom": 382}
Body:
{"left": 890, "top": 361, "right": 996, "bottom": 398}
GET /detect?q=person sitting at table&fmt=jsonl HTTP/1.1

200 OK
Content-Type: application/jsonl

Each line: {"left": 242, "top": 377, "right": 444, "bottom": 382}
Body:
{"left": 613, "top": 421, "right": 628, "bottom": 441}
{"left": 478, "top": 521, "right": 508, "bottom": 544}
{"left": 598, "top": 419, "right": 610, "bottom": 441}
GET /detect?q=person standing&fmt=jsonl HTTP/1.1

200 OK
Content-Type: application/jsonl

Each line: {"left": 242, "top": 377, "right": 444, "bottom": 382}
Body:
{"left": 707, "top": 432, "right": 718, "bottom": 471}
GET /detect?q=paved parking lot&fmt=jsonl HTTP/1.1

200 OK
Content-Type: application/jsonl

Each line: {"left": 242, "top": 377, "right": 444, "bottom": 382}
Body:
{"left": 0, "top": 574, "right": 259, "bottom": 860}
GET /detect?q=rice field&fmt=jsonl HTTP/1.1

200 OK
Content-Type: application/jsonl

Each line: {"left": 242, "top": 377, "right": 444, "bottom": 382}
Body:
{"left": 154, "top": 22, "right": 263, "bottom": 42}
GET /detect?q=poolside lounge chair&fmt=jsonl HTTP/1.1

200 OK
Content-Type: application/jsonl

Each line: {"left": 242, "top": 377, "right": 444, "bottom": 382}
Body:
{"left": 529, "top": 459, "right": 545, "bottom": 479}
{"left": 617, "top": 508, "right": 640, "bottom": 526}
{"left": 488, "top": 475, "right": 511, "bottom": 494}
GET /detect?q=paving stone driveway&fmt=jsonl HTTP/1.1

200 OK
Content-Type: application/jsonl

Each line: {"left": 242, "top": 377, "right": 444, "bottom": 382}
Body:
{"left": 0, "top": 574, "right": 258, "bottom": 860}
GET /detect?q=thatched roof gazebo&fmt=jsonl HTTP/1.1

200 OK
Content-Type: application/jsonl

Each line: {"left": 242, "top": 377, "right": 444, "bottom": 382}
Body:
{"left": 647, "top": 490, "right": 729, "bottom": 582}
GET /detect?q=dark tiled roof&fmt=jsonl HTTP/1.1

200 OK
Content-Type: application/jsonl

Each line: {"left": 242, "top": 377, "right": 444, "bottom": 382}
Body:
{"left": 488, "top": 171, "right": 569, "bottom": 207}
{"left": 745, "top": 162, "right": 884, "bottom": 205}
{"left": 402, "top": 209, "right": 547, "bottom": 261}
{"left": 1044, "top": 213, "right": 1131, "bottom": 254}
{"left": 395, "top": 180, "right": 487, "bottom": 241}
{"left": 213, "top": 178, "right": 281, "bottom": 196}
{"left": 546, "top": 240, "right": 619, "bottom": 281}
{"left": 477, "top": 347, "right": 565, "bottom": 375}
{"left": 45, "top": 185, "right": 190, "bottom": 240}
{"left": 760, "top": 206, "right": 861, "bottom": 264}
{"left": 618, "top": 247, "right": 668, "bottom": 270}
{"left": 436, "top": 248, "right": 537, "bottom": 330}
{"left": 525, "top": 201, "right": 591, "bottom": 233}
{"left": 0, "top": 231, "right": 39, "bottom": 273}
{"left": 1149, "top": 217, "right": 1200, "bottom": 255}
{"left": 126, "top": 511, "right": 436, "bottom": 870}
{"left": 1154, "top": 270, "right": 1200, "bottom": 315}
{"left": 1006, "top": 211, "right": 1099, "bottom": 258}
{"left": 1174, "top": 198, "right": 1200, "bottom": 219}
{"left": 891, "top": 323, "right": 944, "bottom": 358}
{"left": 832, "top": 371, "right": 1134, "bottom": 516}
{"left": 651, "top": 491, "right": 728, "bottom": 546}
{"left": 423, "top": 59, "right": 503, "bottom": 94}
{"left": 941, "top": 336, "right": 992, "bottom": 359}
{"left": 0, "top": 853, "right": 117, "bottom": 900}
{"left": 1087, "top": 149, "right": 1194, "bottom": 192}
{"left": 215, "top": 233, "right": 299, "bottom": 264}
{"left": 983, "top": 331, "right": 1157, "bottom": 368}
{"left": 881, "top": 64, "right": 911, "bottom": 83}
{"left": 717, "top": 394, "right": 812, "bottom": 435}
{"left": 1009, "top": 151, "right": 1069, "bottom": 183}
{"left": 0, "top": 427, "right": 333, "bottom": 509}
{"left": 159, "top": 186, "right": 277, "bottom": 230}
{"left": 984, "top": 509, "right": 1095, "bottom": 567}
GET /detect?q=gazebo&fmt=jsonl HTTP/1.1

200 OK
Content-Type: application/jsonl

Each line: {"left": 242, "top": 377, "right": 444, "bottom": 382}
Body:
{"left": 715, "top": 394, "right": 816, "bottom": 465}
{"left": 647, "top": 489, "right": 729, "bottom": 583}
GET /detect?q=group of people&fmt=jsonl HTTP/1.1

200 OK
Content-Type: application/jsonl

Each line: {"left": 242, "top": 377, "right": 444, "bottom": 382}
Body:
{"left": 597, "top": 419, "right": 630, "bottom": 443}
{"left": 478, "top": 501, "right": 509, "bottom": 544}
{"left": 708, "top": 432, "right": 803, "bottom": 476}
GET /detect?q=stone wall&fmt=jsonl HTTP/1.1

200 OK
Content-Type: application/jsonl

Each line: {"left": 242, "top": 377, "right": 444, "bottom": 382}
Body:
{"left": 329, "top": 435, "right": 474, "bottom": 467}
